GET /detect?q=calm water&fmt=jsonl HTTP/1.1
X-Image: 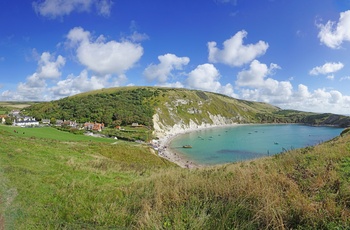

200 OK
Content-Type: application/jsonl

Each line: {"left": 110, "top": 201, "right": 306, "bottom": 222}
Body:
{"left": 169, "top": 124, "right": 344, "bottom": 165}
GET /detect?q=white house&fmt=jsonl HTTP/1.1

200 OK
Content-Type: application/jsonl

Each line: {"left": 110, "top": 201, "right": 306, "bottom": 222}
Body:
{"left": 13, "top": 117, "right": 39, "bottom": 127}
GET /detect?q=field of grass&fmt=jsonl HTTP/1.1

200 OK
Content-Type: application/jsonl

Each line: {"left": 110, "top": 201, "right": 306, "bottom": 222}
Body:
{"left": 1, "top": 124, "right": 350, "bottom": 229}
{"left": 0, "top": 101, "right": 35, "bottom": 109}
{"left": 0, "top": 125, "right": 175, "bottom": 229}
{"left": 0, "top": 125, "right": 116, "bottom": 143}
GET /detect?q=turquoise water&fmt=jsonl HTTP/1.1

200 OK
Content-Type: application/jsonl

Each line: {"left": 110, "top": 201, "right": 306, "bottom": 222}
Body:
{"left": 169, "top": 124, "right": 344, "bottom": 165}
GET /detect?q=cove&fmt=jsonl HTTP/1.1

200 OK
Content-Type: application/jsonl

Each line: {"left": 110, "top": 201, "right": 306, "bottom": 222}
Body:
{"left": 169, "top": 124, "right": 344, "bottom": 166}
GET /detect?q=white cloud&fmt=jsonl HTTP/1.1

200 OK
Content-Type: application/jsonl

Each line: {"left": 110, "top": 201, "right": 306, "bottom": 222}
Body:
{"left": 95, "top": 0, "right": 113, "bottom": 17}
{"left": 309, "top": 62, "right": 344, "bottom": 75}
{"left": 186, "top": 64, "right": 221, "bottom": 91}
{"left": 236, "top": 60, "right": 280, "bottom": 88}
{"left": 186, "top": 63, "right": 236, "bottom": 97}
{"left": 294, "top": 84, "right": 311, "bottom": 99}
{"left": 0, "top": 51, "right": 124, "bottom": 101}
{"left": 317, "top": 10, "right": 350, "bottom": 49}
{"left": 208, "top": 30, "right": 269, "bottom": 67}
{"left": 143, "top": 53, "right": 190, "bottom": 83}
{"left": 32, "top": 0, "right": 113, "bottom": 18}
{"left": 3, "top": 52, "right": 66, "bottom": 101}
{"left": 157, "top": 81, "right": 185, "bottom": 89}
{"left": 36, "top": 52, "right": 66, "bottom": 79}
{"left": 238, "top": 83, "right": 350, "bottom": 114}
{"left": 66, "top": 27, "right": 143, "bottom": 76}
{"left": 235, "top": 62, "right": 350, "bottom": 114}
{"left": 50, "top": 69, "right": 124, "bottom": 98}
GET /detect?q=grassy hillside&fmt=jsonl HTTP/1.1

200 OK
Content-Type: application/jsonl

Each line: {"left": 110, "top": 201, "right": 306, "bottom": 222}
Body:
{"left": 0, "top": 125, "right": 175, "bottom": 229}
{"left": 23, "top": 87, "right": 350, "bottom": 132}
{"left": 1, "top": 123, "right": 350, "bottom": 229}
{"left": 23, "top": 86, "right": 282, "bottom": 128}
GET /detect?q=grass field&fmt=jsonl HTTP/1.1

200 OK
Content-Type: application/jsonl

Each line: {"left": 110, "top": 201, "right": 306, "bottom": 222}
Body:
{"left": 1, "top": 124, "right": 350, "bottom": 229}
{"left": 0, "top": 101, "right": 35, "bottom": 109}
{"left": 0, "top": 125, "right": 116, "bottom": 143}
{"left": 0, "top": 124, "right": 175, "bottom": 229}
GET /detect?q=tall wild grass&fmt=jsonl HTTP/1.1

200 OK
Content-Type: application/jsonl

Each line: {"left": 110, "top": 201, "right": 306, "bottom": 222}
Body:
{"left": 1, "top": 126, "right": 350, "bottom": 229}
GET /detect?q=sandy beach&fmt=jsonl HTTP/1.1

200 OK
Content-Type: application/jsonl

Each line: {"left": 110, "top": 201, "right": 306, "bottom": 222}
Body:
{"left": 153, "top": 123, "right": 240, "bottom": 168}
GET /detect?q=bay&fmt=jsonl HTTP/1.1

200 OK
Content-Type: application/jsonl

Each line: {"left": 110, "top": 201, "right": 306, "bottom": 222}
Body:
{"left": 169, "top": 124, "right": 344, "bottom": 166}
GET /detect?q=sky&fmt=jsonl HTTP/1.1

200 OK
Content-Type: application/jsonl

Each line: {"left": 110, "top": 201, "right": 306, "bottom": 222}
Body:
{"left": 0, "top": 0, "right": 350, "bottom": 114}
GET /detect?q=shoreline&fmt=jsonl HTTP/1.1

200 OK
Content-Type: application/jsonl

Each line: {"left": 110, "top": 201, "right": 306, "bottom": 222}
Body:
{"left": 153, "top": 123, "right": 345, "bottom": 168}
{"left": 153, "top": 123, "right": 240, "bottom": 169}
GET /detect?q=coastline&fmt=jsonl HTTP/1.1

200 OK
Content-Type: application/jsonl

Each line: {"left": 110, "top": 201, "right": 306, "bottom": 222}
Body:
{"left": 153, "top": 123, "right": 240, "bottom": 169}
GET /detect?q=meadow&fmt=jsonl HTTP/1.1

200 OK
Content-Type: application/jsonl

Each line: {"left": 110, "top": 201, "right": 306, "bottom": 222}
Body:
{"left": 1, "top": 124, "right": 350, "bottom": 229}
{"left": 0, "top": 125, "right": 116, "bottom": 143}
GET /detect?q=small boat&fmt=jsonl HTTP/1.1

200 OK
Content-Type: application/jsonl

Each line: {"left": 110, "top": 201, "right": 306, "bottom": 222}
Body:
{"left": 183, "top": 145, "right": 192, "bottom": 148}
{"left": 274, "top": 142, "right": 279, "bottom": 145}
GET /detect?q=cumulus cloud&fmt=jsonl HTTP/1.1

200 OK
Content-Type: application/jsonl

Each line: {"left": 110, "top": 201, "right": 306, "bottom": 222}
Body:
{"left": 4, "top": 52, "right": 66, "bottom": 101}
{"left": 66, "top": 27, "right": 143, "bottom": 76}
{"left": 186, "top": 64, "right": 221, "bottom": 91}
{"left": 317, "top": 10, "right": 350, "bottom": 49}
{"left": 309, "top": 62, "right": 344, "bottom": 76}
{"left": 186, "top": 63, "right": 236, "bottom": 97}
{"left": 208, "top": 30, "right": 269, "bottom": 67}
{"left": 50, "top": 69, "right": 125, "bottom": 98}
{"left": 36, "top": 52, "right": 66, "bottom": 79}
{"left": 157, "top": 81, "right": 185, "bottom": 89}
{"left": 238, "top": 82, "right": 350, "bottom": 114}
{"left": 33, "top": 0, "right": 113, "bottom": 18}
{"left": 236, "top": 60, "right": 280, "bottom": 88}
{"left": 0, "top": 51, "right": 123, "bottom": 101}
{"left": 143, "top": 53, "right": 190, "bottom": 83}
{"left": 234, "top": 61, "right": 350, "bottom": 114}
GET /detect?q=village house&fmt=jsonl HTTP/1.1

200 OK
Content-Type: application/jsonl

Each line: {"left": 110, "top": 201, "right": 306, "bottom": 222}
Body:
{"left": 84, "top": 122, "right": 105, "bottom": 132}
{"left": 0, "top": 115, "right": 7, "bottom": 124}
{"left": 41, "top": 119, "right": 50, "bottom": 125}
{"left": 13, "top": 116, "right": 39, "bottom": 127}
{"left": 131, "top": 123, "right": 143, "bottom": 127}
{"left": 10, "top": 110, "right": 20, "bottom": 117}
{"left": 55, "top": 120, "right": 64, "bottom": 126}
{"left": 62, "top": 120, "right": 78, "bottom": 128}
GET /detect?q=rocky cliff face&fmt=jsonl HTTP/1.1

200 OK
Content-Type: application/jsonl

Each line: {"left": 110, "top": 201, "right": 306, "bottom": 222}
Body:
{"left": 152, "top": 112, "right": 239, "bottom": 138}
{"left": 151, "top": 93, "right": 257, "bottom": 138}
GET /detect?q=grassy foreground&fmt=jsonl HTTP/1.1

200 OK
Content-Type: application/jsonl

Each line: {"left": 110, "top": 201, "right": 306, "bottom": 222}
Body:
{"left": 1, "top": 125, "right": 350, "bottom": 229}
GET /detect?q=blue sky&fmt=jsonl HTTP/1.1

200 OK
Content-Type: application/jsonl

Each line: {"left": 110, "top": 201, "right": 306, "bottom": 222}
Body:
{"left": 0, "top": 0, "right": 350, "bottom": 114}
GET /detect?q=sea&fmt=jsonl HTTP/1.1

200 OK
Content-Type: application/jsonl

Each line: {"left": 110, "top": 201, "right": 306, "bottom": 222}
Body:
{"left": 169, "top": 124, "right": 344, "bottom": 166}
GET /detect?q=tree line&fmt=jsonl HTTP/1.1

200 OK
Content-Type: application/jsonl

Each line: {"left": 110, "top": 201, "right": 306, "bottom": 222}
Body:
{"left": 25, "top": 88, "right": 160, "bottom": 128}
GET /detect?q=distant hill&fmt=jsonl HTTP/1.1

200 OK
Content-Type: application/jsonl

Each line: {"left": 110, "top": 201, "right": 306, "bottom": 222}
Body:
{"left": 23, "top": 87, "right": 350, "bottom": 137}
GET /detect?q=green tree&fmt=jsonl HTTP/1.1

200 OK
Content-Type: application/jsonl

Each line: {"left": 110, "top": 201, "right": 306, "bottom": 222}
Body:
{"left": 5, "top": 116, "right": 13, "bottom": 125}
{"left": 50, "top": 117, "right": 57, "bottom": 125}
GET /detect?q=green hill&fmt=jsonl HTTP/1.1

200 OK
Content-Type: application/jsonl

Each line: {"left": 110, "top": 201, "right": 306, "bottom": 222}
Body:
{"left": 23, "top": 87, "right": 350, "bottom": 137}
